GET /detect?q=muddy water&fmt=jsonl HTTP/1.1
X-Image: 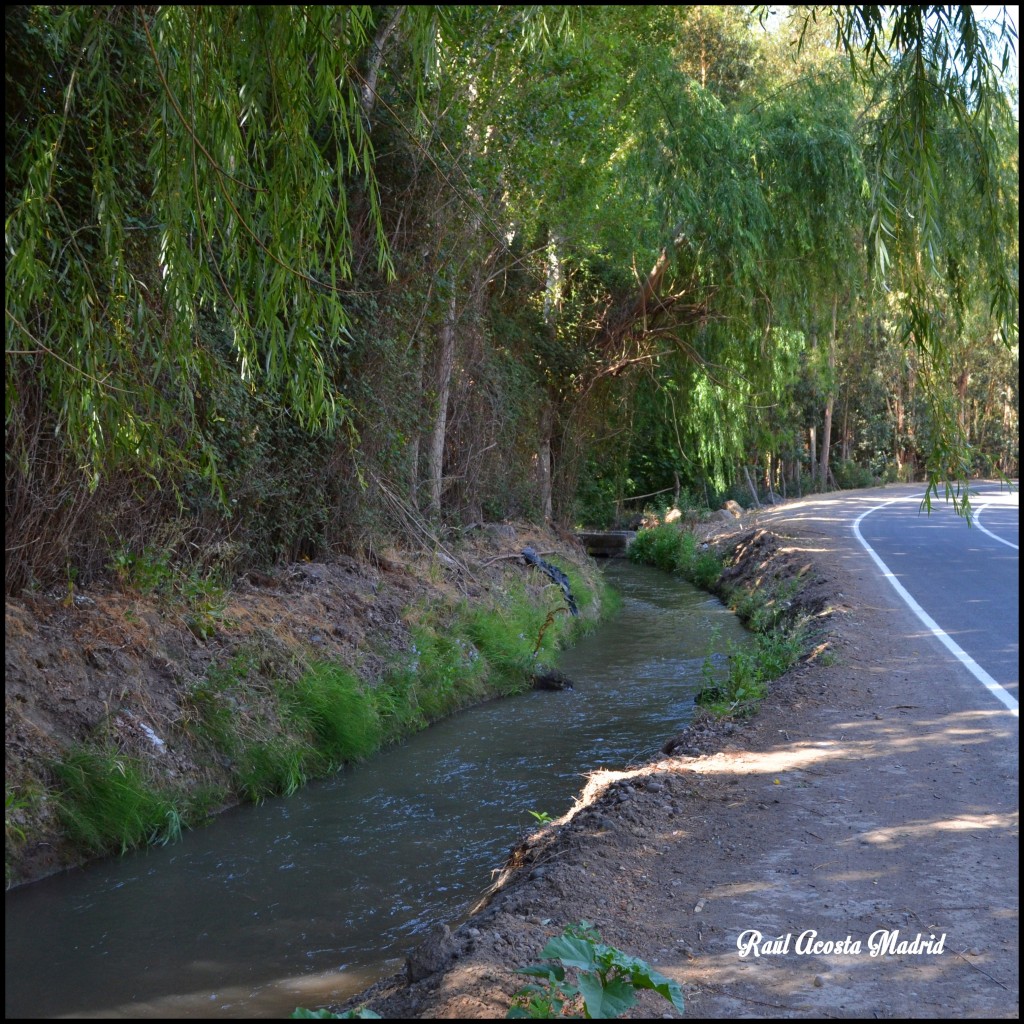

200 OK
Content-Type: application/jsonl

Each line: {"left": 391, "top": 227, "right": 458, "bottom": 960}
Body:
{"left": 4, "top": 561, "right": 749, "bottom": 1019}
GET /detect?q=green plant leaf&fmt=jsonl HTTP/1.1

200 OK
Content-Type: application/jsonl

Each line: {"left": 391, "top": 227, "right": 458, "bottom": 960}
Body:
{"left": 576, "top": 973, "right": 637, "bottom": 1019}
{"left": 539, "top": 934, "right": 599, "bottom": 972}
{"left": 517, "top": 963, "right": 567, "bottom": 982}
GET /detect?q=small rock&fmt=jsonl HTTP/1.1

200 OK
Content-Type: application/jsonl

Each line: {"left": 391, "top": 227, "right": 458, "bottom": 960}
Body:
{"left": 813, "top": 975, "right": 825, "bottom": 988}
{"left": 406, "top": 924, "right": 457, "bottom": 983}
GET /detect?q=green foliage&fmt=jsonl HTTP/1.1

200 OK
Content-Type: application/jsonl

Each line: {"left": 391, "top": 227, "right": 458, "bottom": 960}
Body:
{"left": 4, "top": 5, "right": 1018, "bottom": 597}
{"left": 831, "top": 459, "right": 877, "bottom": 491}
{"left": 177, "top": 561, "right": 601, "bottom": 810}
{"left": 459, "top": 580, "right": 565, "bottom": 691}
{"left": 509, "top": 921, "right": 684, "bottom": 1019}
{"left": 629, "top": 526, "right": 723, "bottom": 590}
{"left": 51, "top": 747, "right": 189, "bottom": 855}
{"left": 5, "top": 788, "right": 31, "bottom": 847}
{"left": 183, "top": 652, "right": 309, "bottom": 802}
{"left": 698, "top": 626, "right": 805, "bottom": 718}
{"left": 233, "top": 737, "right": 313, "bottom": 804}
{"left": 731, "top": 577, "right": 801, "bottom": 635}
{"left": 184, "top": 652, "right": 386, "bottom": 802}
{"left": 110, "top": 544, "right": 229, "bottom": 639}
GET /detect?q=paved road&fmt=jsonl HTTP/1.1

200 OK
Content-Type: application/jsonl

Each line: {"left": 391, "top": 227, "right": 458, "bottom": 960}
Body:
{"left": 853, "top": 482, "right": 1019, "bottom": 711}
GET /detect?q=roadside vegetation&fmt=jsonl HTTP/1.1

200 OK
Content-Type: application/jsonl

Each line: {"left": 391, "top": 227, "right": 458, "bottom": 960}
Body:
{"left": 6, "top": 6, "right": 1017, "bottom": 600}
{"left": 631, "top": 522, "right": 814, "bottom": 716}
{"left": 5, "top": 4, "right": 1016, "bottom": 884}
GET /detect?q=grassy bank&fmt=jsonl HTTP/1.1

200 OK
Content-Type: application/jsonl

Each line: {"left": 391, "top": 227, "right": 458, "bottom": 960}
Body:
{"left": 14, "top": 547, "right": 612, "bottom": 873}
{"left": 629, "top": 524, "right": 812, "bottom": 716}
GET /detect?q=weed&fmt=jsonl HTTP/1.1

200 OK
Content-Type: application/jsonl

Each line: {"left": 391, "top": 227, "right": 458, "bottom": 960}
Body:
{"left": 754, "top": 631, "right": 804, "bottom": 679}
{"left": 698, "top": 641, "right": 766, "bottom": 716}
{"left": 51, "top": 747, "right": 185, "bottom": 855}
{"left": 109, "top": 545, "right": 229, "bottom": 639}
{"left": 283, "top": 664, "right": 382, "bottom": 769}
{"left": 508, "top": 921, "right": 684, "bottom": 1019}
{"left": 528, "top": 810, "right": 554, "bottom": 824}
{"left": 5, "top": 787, "right": 30, "bottom": 845}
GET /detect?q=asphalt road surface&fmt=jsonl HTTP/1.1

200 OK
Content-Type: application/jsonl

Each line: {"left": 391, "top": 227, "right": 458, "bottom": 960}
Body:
{"left": 853, "top": 482, "right": 1019, "bottom": 712}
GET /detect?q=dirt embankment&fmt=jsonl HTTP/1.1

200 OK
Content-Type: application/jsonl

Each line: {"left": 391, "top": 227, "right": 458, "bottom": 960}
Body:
{"left": 338, "top": 491, "right": 1019, "bottom": 1020}
{"left": 4, "top": 523, "right": 603, "bottom": 888}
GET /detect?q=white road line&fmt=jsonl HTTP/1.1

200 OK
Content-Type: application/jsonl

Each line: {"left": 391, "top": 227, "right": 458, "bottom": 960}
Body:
{"left": 853, "top": 494, "right": 1019, "bottom": 716}
{"left": 975, "top": 503, "right": 1019, "bottom": 550}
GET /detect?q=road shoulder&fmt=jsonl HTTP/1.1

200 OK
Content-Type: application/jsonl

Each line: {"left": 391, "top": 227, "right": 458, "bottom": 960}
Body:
{"left": 346, "top": 488, "right": 1020, "bottom": 1019}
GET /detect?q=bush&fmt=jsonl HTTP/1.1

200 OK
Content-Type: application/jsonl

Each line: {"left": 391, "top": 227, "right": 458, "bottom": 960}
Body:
{"left": 629, "top": 524, "right": 723, "bottom": 588}
{"left": 832, "top": 459, "right": 875, "bottom": 490}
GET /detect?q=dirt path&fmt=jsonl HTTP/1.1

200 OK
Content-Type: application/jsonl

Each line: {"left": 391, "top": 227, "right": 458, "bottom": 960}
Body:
{"left": 347, "top": 486, "right": 1019, "bottom": 1019}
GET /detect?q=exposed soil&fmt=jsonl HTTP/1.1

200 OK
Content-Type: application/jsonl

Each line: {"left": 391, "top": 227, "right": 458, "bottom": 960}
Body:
{"left": 339, "top": 487, "right": 1019, "bottom": 1019}
{"left": 4, "top": 522, "right": 601, "bottom": 887}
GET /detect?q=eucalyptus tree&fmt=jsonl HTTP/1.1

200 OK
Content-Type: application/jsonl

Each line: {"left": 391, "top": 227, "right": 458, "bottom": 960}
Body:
{"left": 790, "top": 5, "right": 1019, "bottom": 508}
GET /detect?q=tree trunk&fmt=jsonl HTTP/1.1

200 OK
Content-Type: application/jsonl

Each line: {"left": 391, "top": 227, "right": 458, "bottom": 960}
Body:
{"left": 426, "top": 292, "right": 457, "bottom": 519}
{"left": 808, "top": 320, "right": 818, "bottom": 486}
{"left": 359, "top": 8, "right": 403, "bottom": 116}
{"left": 841, "top": 395, "right": 850, "bottom": 462}
{"left": 743, "top": 465, "right": 762, "bottom": 508}
{"left": 537, "top": 430, "right": 553, "bottom": 523}
{"left": 819, "top": 295, "right": 838, "bottom": 490}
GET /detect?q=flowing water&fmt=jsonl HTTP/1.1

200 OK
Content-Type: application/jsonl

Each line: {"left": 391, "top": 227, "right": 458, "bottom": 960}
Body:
{"left": 5, "top": 560, "right": 750, "bottom": 1019}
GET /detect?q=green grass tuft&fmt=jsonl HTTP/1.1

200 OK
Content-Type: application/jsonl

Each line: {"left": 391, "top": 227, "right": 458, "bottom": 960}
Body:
{"left": 282, "top": 664, "right": 383, "bottom": 769}
{"left": 629, "top": 524, "right": 723, "bottom": 587}
{"left": 52, "top": 747, "right": 184, "bottom": 855}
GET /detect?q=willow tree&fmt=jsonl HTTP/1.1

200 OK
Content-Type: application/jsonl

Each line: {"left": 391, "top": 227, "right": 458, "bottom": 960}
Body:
{"left": 6, "top": 5, "right": 1017, "bottom": 590}
{"left": 802, "top": 5, "right": 1019, "bottom": 509}
{"left": 5, "top": 5, "right": 444, "bottom": 586}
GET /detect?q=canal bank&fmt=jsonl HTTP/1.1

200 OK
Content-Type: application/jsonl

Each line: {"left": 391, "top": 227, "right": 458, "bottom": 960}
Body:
{"left": 4, "top": 523, "right": 609, "bottom": 889}
{"left": 6, "top": 557, "right": 753, "bottom": 1017}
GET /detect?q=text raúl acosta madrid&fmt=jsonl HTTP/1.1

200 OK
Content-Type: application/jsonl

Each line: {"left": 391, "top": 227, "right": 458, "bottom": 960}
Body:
{"left": 737, "top": 929, "right": 947, "bottom": 957}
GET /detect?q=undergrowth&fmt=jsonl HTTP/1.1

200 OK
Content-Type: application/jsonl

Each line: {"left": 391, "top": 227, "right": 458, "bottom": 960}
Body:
{"left": 631, "top": 524, "right": 809, "bottom": 716}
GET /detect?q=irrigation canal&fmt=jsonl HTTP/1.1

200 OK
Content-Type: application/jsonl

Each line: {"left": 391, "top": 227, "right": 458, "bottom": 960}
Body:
{"left": 5, "top": 560, "right": 751, "bottom": 1018}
